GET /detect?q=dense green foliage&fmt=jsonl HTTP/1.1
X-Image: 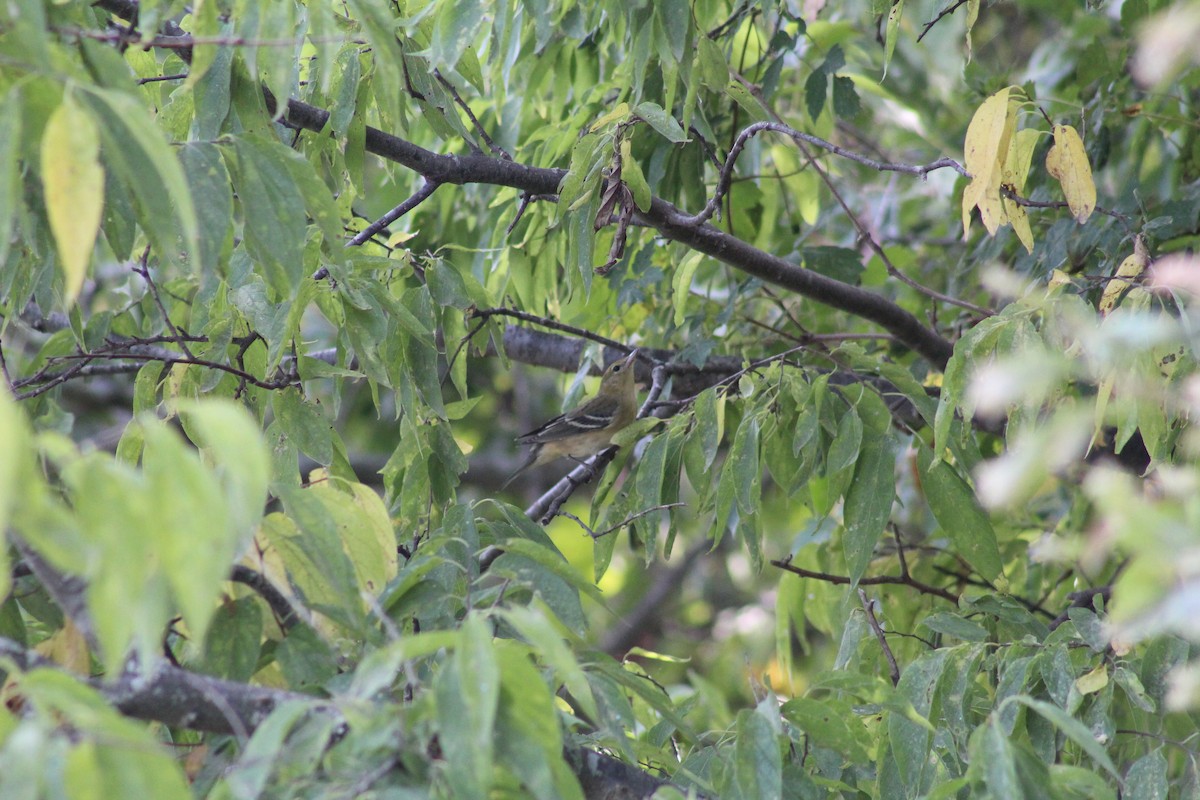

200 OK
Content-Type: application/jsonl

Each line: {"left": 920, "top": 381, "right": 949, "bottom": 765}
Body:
{"left": 2, "top": 0, "right": 1200, "bottom": 797}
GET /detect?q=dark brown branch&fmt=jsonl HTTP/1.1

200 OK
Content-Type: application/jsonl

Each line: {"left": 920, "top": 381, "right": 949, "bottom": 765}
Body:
{"left": 433, "top": 70, "right": 511, "bottom": 160}
{"left": 15, "top": 348, "right": 296, "bottom": 401}
{"left": 917, "top": 0, "right": 970, "bottom": 42}
{"left": 1000, "top": 186, "right": 1131, "bottom": 226}
{"left": 859, "top": 588, "right": 901, "bottom": 686}
{"left": 770, "top": 558, "right": 960, "bottom": 604}
{"left": 134, "top": 247, "right": 196, "bottom": 360}
{"left": 471, "top": 307, "right": 635, "bottom": 356}
{"left": 230, "top": 565, "right": 300, "bottom": 631}
{"left": 346, "top": 179, "right": 441, "bottom": 248}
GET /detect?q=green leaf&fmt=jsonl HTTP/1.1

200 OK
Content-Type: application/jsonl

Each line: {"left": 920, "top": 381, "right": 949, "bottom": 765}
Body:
{"left": 622, "top": 145, "right": 653, "bottom": 213}
{"left": 273, "top": 388, "right": 334, "bottom": 465}
{"left": 732, "top": 415, "right": 761, "bottom": 513}
{"left": 267, "top": 493, "right": 365, "bottom": 631}
{"left": 920, "top": 612, "right": 989, "bottom": 642}
{"left": 430, "top": 0, "right": 482, "bottom": 71}
{"left": 142, "top": 417, "right": 236, "bottom": 645}
{"left": 655, "top": 0, "right": 690, "bottom": 62}
{"left": 832, "top": 75, "right": 862, "bottom": 118}
{"left": 178, "top": 143, "right": 233, "bottom": 275}
{"left": 0, "top": 385, "right": 29, "bottom": 604}
{"left": 502, "top": 605, "right": 598, "bottom": 723}
{"left": 883, "top": 0, "right": 905, "bottom": 78}
{"left": 842, "top": 433, "right": 896, "bottom": 583}
{"left": 781, "top": 697, "right": 868, "bottom": 762}
{"left": 307, "top": 479, "right": 399, "bottom": 596}
{"left": 697, "top": 35, "right": 729, "bottom": 88}
{"left": 76, "top": 86, "right": 199, "bottom": 273}
{"left": 826, "top": 407, "right": 863, "bottom": 475}
{"left": 889, "top": 648, "right": 949, "bottom": 792}
{"left": 494, "top": 642, "right": 583, "bottom": 800}
{"left": 633, "top": 431, "right": 670, "bottom": 557}
{"left": 979, "top": 716, "right": 1020, "bottom": 800}
{"left": 1049, "top": 765, "right": 1117, "bottom": 800}
{"left": 730, "top": 707, "right": 782, "bottom": 800}
{"left": 179, "top": 400, "right": 270, "bottom": 539}
{"left": 221, "top": 701, "right": 316, "bottom": 798}
{"left": 917, "top": 446, "right": 1003, "bottom": 583}
{"left": 1006, "top": 697, "right": 1119, "bottom": 778}
{"left": 804, "top": 245, "right": 863, "bottom": 284}
{"left": 634, "top": 101, "right": 688, "bottom": 143}
{"left": 437, "top": 614, "right": 499, "bottom": 798}
{"left": 0, "top": 89, "right": 23, "bottom": 272}
{"left": 804, "top": 70, "right": 827, "bottom": 121}
{"left": 198, "top": 597, "right": 263, "bottom": 682}
{"left": 347, "top": 630, "right": 461, "bottom": 699}
{"left": 227, "top": 136, "right": 307, "bottom": 298}
{"left": 493, "top": 538, "right": 605, "bottom": 607}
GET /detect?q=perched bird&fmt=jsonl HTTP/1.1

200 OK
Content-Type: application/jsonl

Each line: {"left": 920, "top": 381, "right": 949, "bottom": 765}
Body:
{"left": 502, "top": 349, "right": 641, "bottom": 489}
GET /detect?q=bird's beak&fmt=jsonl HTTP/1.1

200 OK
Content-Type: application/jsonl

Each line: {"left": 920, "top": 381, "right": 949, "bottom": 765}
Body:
{"left": 624, "top": 348, "right": 640, "bottom": 366}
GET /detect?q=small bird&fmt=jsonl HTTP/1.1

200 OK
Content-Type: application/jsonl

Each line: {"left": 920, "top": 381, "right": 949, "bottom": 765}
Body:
{"left": 502, "top": 349, "right": 641, "bottom": 489}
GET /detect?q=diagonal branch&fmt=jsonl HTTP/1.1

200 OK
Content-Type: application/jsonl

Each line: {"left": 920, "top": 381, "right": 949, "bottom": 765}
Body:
{"left": 346, "top": 179, "right": 441, "bottom": 248}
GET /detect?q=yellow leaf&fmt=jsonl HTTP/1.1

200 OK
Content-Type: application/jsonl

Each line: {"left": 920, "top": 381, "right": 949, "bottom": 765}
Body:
{"left": 672, "top": 250, "right": 704, "bottom": 327}
{"left": 35, "top": 618, "right": 91, "bottom": 674}
{"left": 961, "top": 87, "right": 1016, "bottom": 237}
{"left": 1004, "top": 197, "right": 1034, "bottom": 253}
{"left": 1099, "top": 235, "right": 1149, "bottom": 315}
{"left": 1048, "top": 269, "right": 1073, "bottom": 289}
{"left": 964, "top": 0, "right": 981, "bottom": 62}
{"left": 1045, "top": 124, "right": 1096, "bottom": 224}
{"left": 1002, "top": 128, "right": 1042, "bottom": 193}
{"left": 978, "top": 168, "right": 1008, "bottom": 235}
{"left": 589, "top": 102, "right": 630, "bottom": 133}
{"left": 41, "top": 94, "right": 104, "bottom": 307}
{"left": 1075, "top": 664, "right": 1108, "bottom": 695}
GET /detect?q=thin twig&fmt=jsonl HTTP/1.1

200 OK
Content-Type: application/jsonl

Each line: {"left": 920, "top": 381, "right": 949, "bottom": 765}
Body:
{"left": 859, "top": 588, "right": 900, "bottom": 686}
{"left": 345, "top": 179, "right": 441, "bottom": 248}
{"left": 566, "top": 503, "right": 688, "bottom": 540}
{"left": 798, "top": 138, "right": 994, "bottom": 316}
{"left": 471, "top": 308, "right": 635, "bottom": 355}
{"left": 434, "top": 70, "right": 511, "bottom": 160}
{"left": 771, "top": 558, "right": 960, "bottom": 604}
{"left": 1000, "top": 186, "right": 1132, "bottom": 227}
{"left": 676, "top": 120, "right": 969, "bottom": 228}
{"left": 917, "top": 0, "right": 969, "bottom": 42}
{"left": 19, "top": 349, "right": 295, "bottom": 397}
{"left": 134, "top": 247, "right": 196, "bottom": 360}
{"left": 137, "top": 72, "right": 188, "bottom": 84}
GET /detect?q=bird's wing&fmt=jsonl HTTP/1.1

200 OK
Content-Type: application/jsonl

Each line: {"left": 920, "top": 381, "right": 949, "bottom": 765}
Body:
{"left": 515, "top": 395, "right": 619, "bottom": 443}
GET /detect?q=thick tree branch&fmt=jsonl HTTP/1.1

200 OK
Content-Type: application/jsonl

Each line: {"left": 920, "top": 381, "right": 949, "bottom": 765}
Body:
{"left": 89, "top": 0, "right": 956, "bottom": 368}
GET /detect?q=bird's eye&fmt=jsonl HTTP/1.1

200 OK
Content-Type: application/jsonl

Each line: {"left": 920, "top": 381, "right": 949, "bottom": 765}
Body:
{"left": 613, "top": 365, "right": 622, "bottom": 372}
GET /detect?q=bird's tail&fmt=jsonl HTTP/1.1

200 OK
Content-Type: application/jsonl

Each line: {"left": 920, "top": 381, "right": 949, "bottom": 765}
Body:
{"left": 500, "top": 447, "right": 539, "bottom": 490}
